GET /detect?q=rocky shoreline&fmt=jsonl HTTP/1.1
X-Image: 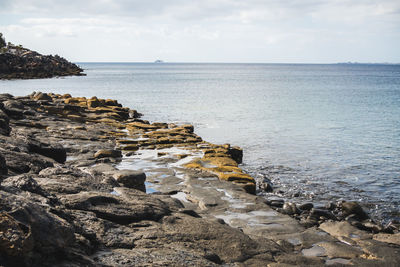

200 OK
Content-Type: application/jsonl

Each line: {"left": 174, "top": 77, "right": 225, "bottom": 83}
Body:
{"left": 1, "top": 92, "right": 400, "bottom": 266}
{"left": 0, "top": 34, "right": 84, "bottom": 80}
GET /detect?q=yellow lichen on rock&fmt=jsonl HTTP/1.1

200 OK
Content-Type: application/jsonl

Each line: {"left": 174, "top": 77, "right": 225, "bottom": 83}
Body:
{"left": 120, "top": 144, "right": 139, "bottom": 151}
{"left": 64, "top": 97, "right": 87, "bottom": 107}
{"left": 218, "top": 172, "right": 254, "bottom": 183}
{"left": 40, "top": 93, "right": 254, "bottom": 194}
{"left": 183, "top": 156, "right": 256, "bottom": 194}
{"left": 116, "top": 139, "right": 139, "bottom": 145}
{"left": 126, "top": 122, "right": 161, "bottom": 131}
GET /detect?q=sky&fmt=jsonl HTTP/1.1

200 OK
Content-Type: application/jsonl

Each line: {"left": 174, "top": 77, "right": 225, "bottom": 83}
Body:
{"left": 0, "top": 0, "right": 399, "bottom": 63}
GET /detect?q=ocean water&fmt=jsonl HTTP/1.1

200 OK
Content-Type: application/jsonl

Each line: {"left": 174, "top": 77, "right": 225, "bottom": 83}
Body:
{"left": 1, "top": 63, "right": 400, "bottom": 222}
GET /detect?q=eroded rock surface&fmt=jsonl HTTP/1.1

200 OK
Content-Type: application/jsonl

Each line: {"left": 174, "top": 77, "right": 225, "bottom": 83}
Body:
{"left": 0, "top": 92, "right": 399, "bottom": 266}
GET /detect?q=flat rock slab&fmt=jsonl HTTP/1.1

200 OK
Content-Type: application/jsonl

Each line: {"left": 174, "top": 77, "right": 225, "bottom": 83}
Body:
{"left": 60, "top": 191, "right": 171, "bottom": 224}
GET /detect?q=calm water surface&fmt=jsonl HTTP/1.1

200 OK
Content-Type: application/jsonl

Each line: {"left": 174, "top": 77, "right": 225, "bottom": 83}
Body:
{"left": 1, "top": 63, "right": 400, "bottom": 222}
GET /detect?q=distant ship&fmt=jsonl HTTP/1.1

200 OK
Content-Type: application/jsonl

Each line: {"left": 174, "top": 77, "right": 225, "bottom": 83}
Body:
{"left": 154, "top": 60, "right": 164, "bottom": 63}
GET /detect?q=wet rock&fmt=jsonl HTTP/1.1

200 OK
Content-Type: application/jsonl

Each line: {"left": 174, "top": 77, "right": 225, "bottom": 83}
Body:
{"left": 358, "top": 221, "right": 382, "bottom": 233}
{"left": 258, "top": 177, "right": 273, "bottom": 192}
{"left": 266, "top": 199, "right": 284, "bottom": 208}
{"left": 112, "top": 170, "right": 146, "bottom": 192}
{"left": 310, "top": 208, "right": 337, "bottom": 221}
{"left": 324, "top": 202, "right": 336, "bottom": 210}
{"left": 340, "top": 201, "right": 369, "bottom": 220}
{"left": 94, "top": 149, "right": 122, "bottom": 159}
{"left": 282, "top": 202, "right": 300, "bottom": 215}
{"left": 298, "top": 202, "right": 313, "bottom": 211}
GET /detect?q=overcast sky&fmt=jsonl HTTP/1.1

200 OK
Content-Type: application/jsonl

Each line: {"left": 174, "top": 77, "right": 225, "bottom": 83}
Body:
{"left": 1, "top": 0, "right": 399, "bottom": 63}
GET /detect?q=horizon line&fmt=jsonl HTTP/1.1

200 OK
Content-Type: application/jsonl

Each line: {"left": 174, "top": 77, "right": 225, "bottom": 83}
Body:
{"left": 74, "top": 61, "right": 400, "bottom": 65}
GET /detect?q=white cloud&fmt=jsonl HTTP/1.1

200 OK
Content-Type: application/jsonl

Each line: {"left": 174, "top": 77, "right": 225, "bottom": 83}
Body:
{"left": 0, "top": 0, "right": 399, "bottom": 62}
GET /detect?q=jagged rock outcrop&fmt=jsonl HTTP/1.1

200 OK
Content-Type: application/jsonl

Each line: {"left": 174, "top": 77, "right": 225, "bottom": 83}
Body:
{"left": 0, "top": 34, "right": 84, "bottom": 79}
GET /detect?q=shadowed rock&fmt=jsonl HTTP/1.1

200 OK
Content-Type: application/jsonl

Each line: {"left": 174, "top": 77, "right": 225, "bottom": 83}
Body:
{"left": 0, "top": 109, "right": 10, "bottom": 136}
{"left": 0, "top": 149, "right": 54, "bottom": 174}
{"left": 0, "top": 153, "right": 7, "bottom": 175}
{"left": 27, "top": 139, "right": 67, "bottom": 163}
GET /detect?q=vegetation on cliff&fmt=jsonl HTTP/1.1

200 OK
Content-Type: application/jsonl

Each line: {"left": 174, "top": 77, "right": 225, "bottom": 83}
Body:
{"left": 0, "top": 33, "right": 85, "bottom": 79}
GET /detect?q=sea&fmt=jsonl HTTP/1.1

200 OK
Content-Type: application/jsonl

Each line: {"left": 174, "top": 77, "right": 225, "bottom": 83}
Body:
{"left": 1, "top": 63, "right": 400, "bottom": 223}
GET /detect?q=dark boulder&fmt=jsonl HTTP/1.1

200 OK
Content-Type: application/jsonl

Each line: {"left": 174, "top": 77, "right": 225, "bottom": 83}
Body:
{"left": 112, "top": 170, "right": 146, "bottom": 192}
{"left": 310, "top": 208, "right": 337, "bottom": 221}
{"left": 27, "top": 140, "right": 67, "bottom": 163}
{"left": 340, "top": 201, "right": 369, "bottom": 220}
{"left": 298, "top": 203, "right": 314, "bottom": 211}
{"left": 228, "top": 146, "right": 243, "bottom": 164}
{"left": 282, "top": 202, "right": 300, "bottom": 215}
